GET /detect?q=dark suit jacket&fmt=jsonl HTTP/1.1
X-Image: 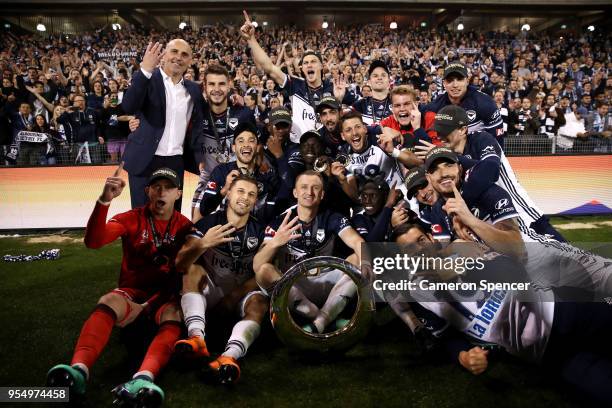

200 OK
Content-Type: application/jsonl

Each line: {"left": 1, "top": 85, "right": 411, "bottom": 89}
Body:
{"left": 121, "top": 68, "right": 205, "bottom": 176}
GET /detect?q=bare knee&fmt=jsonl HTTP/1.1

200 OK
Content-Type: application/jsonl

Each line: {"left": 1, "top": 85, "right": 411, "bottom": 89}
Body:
{"left": 97, "top": 292, "right": 128, "bottom": 321}
{"left": 158, "top": 301, "right": 181, "bottom": 323}
{"left": 256, "top": 263, "right": 281, "bottom": 289}
{"left": 182, "top": 264, "right": 208, "bottom": 293}
{"left": 243, "top": 294, "right": 269, "bottom": 323}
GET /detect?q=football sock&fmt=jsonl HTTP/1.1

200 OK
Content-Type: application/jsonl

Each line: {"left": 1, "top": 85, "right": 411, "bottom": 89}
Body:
{"left": 314, "top": 275, "right": 357, "bottom": 332}
{"left": 71, "top": 304, "right": 117, "bottom": 371}
{"left": 137, "top": 321, "right": 181, "bottom": 379}
{"left": 222, "top": 320, "right": 261, "bottom": 360}
{"left": 181, "top": 292, "right": 206, "bottom": 339}
{"left": 289, "top": 286, "right": 319, "bottom": 320}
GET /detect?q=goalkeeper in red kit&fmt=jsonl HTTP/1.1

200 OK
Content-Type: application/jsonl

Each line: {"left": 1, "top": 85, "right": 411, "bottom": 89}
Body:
{"left": 46, "top": 163, "right": 192, "bottom": 407}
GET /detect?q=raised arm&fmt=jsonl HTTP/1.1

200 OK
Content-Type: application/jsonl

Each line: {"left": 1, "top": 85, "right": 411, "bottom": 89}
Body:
{"left": 240, "top": 11, "right": 286, "bottom": 86}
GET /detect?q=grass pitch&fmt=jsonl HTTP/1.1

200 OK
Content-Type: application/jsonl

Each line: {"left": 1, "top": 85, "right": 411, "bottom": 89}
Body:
{"left": 0, "top": 215, "right": 610, "bottom": 407}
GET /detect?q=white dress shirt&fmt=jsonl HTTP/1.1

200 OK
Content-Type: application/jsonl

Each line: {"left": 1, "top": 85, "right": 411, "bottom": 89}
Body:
{"left": 141, "top": 67, "right": 194, "bottom": 156}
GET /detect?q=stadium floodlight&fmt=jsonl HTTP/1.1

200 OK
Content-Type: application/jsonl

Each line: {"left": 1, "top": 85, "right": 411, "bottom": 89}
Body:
{"left": 111, "top": 23, "right": 121, "bottom": 31}
{"left": 389, "top": 21, "right": 398, "bottom": 30}
{"left": 178, "top": 21, "right": 187, "bottom": 30}
{"left": 263, "top": 21, "right": 268, "bottom": 27}
{"left": 420, "top": 21, "right": 427, "bottom": 28}
{"left": 4, "top": 23, "right": 10, "bottom": 29}
{"left": 36, "top": 23, "right": 46, "bottom": 32}
{"left": 587, "top": 25, "right": 595, "bottom": 32}
{"left": 560, "top": 24, "right": 567, "bottom": 29}
{"left": 322, "top": 19, "right": 329, "bottom": 29}
{"left": 457, "top": 23, "right": 464, "bottom": 31}
{"left": 521, "top": 24, "right": 530, "bottom": 31}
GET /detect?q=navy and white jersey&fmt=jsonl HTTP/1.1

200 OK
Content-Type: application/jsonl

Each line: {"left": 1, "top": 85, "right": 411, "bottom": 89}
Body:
{"left": 198, "top": 106, "right": 256, "bottom": 179}
{"left": 192, "top": 211, "right": 265, "bottom": 293}
{"left": 430, "top": 183, "right": 519, "bottom": 241}
{"left": 413, "top": 288, "right": 554, "bottom": 363}
{"left": 199, "top": 161, "right": 280, "bottom": 223}
{"left": 338, "top": 138, "right": 405, "bottom": 193}
{"left": 351, "top": 207, "right": 393, "bottom": 242}
{"left": 460, "top": 131, "right": 543, "bottom": 225}
{"left": 280, "top": 75, "right": 334, "bottom": 143}
{"left": 317, "top": 126, "right": 345, "bottom": 158}
{"left": 424, "top": 85, "right": 504, "bottom": 139}
{"left": 264, "top": 205, "right": 352, "bottom": 271}
{"left": 352, "top": 96, "right": 392, "bottom": 125}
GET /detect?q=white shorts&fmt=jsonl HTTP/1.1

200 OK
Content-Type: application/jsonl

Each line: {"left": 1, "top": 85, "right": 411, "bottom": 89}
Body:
{"left": 202, "top": 275, "right": 265, "bottom": 318}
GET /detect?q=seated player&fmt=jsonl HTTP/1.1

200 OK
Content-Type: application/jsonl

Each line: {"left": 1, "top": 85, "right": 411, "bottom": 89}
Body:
{"left": 351, "top": 178, "right": 402, "bottom": 242}
{"left": 174, "top": 176, "right": 267, "bottom": 384}
{"left": 47, "top": 165, "right": 192, "bottom": 407}
{"left": 392, "top": 222, "right": 612, "bottom": 404}
{"left": 197, "top": 122, "right": 279, "bottom": 224}
{"left": 254, "top": 170, "right": 365, "bottom": 334}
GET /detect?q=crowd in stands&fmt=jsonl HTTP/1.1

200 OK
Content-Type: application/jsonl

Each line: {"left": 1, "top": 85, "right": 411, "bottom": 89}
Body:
{"left": 0, "top": 21, "right": 610, "bottom": 166}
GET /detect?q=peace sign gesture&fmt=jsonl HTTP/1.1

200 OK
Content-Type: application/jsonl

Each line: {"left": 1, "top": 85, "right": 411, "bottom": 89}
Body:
{"left": 100, "top": 162, "right": 126, "bottom": 203}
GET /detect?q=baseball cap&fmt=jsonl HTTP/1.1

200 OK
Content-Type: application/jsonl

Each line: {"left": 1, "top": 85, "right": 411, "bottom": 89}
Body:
{"left": 424, "top": 147, "right": 459, "bottom": 172}
{"left": 404, "top": 166, "right": 428, "bottom": 198}
{"left": 147, "top": 168, "right": 181, "bottom": 189}
{"left": 232, "top": 122, "right": 259, "bottom": 143}
{"left": 316, "top": 96, "right": 340, "bottom": 113}
{"left": 576, "top": 107, "right": 588, "bottom": 116}
{"left": 443, "top": 62, "right": 468, "bottom": 80}
{"left": 368, "top": 60, "right": 390, "bottom": 77}
{"left": 433, "top": 105, "right": 469, "bottom": 140}
{"left": 299, "top": 129, "right": 321, "bottom": 144}
{"left": 269, "top": 107, "right": 292, "bottom": 126}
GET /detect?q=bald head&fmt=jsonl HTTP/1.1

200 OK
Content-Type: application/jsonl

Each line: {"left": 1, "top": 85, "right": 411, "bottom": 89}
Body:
{"left": 161, "top": 39, "right": 192, "bottom": 79}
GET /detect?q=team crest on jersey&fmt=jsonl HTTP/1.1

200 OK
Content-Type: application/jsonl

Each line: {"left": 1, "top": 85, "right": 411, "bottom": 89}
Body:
{"left": 466, "top": 110, "right": 477, "bottom": 122}
{"left": 202, "top": 119, "right": 209, "bottom": 126}
{"left": 316, "top": 229, "right": 325, "bottom": 242}
{"left": 495, "top": 199, "right": 509, "bottom": 210}
{"left": 247, "top": 236, "right": 259, "bottom": 249}
{"left": 229, "top": 117, "right": 239, "bottom": 130}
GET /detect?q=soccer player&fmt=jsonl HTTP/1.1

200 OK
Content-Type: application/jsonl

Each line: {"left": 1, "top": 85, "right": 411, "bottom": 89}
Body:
{"left": 253, "top": 170, "right": 365, "bottom": 334}
{"left": 392, "top": 223, "right": 612, "bottom": 404}
{"left": 240, "top": 11, "right": 351, "bottom": 143}
{"left": 47, "top": 165, "right": 192, "bottom": 407}
{"left": 423, "top": 63, "right": 504, "bottom": 147}
{"left": 191, "top": 64, "right": 257, "bottom": 216}
{"left": 174, "top": 176, "right": 267, "bottom": 384}
{"left": 379, "top": 85, "right": 439, "bottom": 148}
{"left": 335, "top": 111, "right": 408, "bottom": 201}
{"left": 352, "top": 60, "right": 393, "bottom": 125}
{"left": 351, "top": 178, "right": 402, "bottom": 242}
{"left": 196, "top": 122, "right": 279, "bottom": 224}
{"left": 423, "top": 104, "right": 565, "bottom": 241}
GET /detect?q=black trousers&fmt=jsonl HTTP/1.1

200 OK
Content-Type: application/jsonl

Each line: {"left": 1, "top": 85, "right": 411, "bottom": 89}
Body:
{"left": 544, "top": 300, "right": 612, "bottom": 404}
{"left": 128, "top": 155, "right": 184, "bottom": 210}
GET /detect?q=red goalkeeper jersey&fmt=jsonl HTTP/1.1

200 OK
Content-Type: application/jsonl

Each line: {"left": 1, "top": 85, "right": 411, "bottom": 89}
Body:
{"left": 84, "top": 202, "right": 192, "bottom": 298}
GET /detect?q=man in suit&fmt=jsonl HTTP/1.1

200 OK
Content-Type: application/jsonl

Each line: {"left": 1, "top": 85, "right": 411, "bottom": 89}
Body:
{"left": 122, "top": 39, "right": 205, "bottom": 209}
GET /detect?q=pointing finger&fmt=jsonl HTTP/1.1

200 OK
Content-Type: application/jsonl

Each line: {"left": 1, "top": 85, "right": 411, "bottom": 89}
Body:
{"left": 113, "top": 161, "right": 124, "bottom": 177}
{"left": 243, "top": 10, "right": 251, "bottom": 24}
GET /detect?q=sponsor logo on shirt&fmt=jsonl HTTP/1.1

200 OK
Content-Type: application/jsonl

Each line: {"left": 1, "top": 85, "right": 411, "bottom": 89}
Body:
{"left": 495, "top": 198, "right": 509, "bottom": 210}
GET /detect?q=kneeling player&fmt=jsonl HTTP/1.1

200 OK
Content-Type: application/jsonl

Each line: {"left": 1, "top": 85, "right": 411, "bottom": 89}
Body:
{"left": 174, "top": 176, "right": 267, "bottom": 384}
{"left": 47, "top": 165, "right": 192, "bottom": 407}
{"left": 253, "top": 170, "right": 365, "bottom": 334}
